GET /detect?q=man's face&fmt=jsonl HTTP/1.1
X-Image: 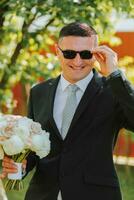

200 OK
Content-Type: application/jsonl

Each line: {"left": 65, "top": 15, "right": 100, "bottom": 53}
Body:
{"left": 56, "top": 36, "right": 97, "bottom": 83}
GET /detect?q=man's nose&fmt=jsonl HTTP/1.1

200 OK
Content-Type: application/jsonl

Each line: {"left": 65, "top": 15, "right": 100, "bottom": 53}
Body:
{"left": 72, "top": 53, "right": 83, "bottom": 65}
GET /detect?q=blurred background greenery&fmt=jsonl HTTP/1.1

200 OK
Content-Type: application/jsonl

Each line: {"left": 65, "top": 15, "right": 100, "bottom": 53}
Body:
{"left": 0, "top": 0, "right": 134, "bottom": 199}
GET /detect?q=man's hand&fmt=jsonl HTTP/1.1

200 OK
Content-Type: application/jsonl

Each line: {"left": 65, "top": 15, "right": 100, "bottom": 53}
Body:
{"left": 92, "top": 45, "right": 118, "bottom": 76}
{"left": 0, "top": 156, "right": 27, "bottom": 179}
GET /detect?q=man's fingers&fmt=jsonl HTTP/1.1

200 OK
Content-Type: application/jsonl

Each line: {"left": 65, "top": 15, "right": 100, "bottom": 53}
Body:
{"left": 93, "top": 52, "right": 106, "bottom": 62}
{"left": 1, "top": 156, "right": 27, "bottom": 177}
{"left": 0, "top": 172, "right": 7, "bottom": 179}
{"left": 93, "top": 53, "right": 106, "bottom": 69}
{"left": 3, "top": 167, "right": 18, "bottom": 173}
{"left": 22, "top": 160, "right": 27, "bottom": 174}
{"left": 22, "top": 159, "right": 27, "bottom": 165}
{"left": 2, "top": 156, "right": 18, "bottom": 175}
{"left": 92, "top": 45, "right": 117, "bottom": 59}
{"left": 3, "top": 156, "right": 14, "bottom": 163}
{"left": 93, "top": 45, "right": 117, "bottom": 54}
{"left": 2, "top": 161, "right": 17, "bottom": 168}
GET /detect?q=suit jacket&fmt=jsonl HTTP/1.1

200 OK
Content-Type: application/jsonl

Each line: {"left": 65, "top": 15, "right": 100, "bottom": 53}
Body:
{"left": 24, "top": 70, "right": 134, "bottom": 200}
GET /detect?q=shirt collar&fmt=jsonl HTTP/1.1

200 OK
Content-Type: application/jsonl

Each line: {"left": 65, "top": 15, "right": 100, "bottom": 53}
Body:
{"left": 76, "top": 71, "right": 93, "bottom": 92}
{"left": 60, "top": 70, "right": 94, "bottom": 92}
{"left": 60, "top": 75, "right": 70, "bottom": 91}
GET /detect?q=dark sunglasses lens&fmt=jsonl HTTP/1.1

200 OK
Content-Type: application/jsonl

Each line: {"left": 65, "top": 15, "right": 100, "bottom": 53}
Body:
{"left": 80, "top": 51, "right": 93, "bottom": 59}
{"left": 63, "top": 50, "right": 76, "bottom": 59}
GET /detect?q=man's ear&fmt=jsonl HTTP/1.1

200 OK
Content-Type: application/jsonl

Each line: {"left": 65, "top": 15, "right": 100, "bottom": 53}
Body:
{"left": 55, "top": 44, "right": 60, "bottom": 57}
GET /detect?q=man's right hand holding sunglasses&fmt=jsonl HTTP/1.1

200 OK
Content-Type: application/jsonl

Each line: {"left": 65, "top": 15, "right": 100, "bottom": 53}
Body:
{"left": 92, "top": 45, "right": 118, "bottom": 76}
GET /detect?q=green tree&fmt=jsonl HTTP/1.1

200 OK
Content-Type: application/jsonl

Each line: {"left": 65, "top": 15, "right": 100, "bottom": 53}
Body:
{"left": 0, "top": 0, "right": 134, "bottom": 113}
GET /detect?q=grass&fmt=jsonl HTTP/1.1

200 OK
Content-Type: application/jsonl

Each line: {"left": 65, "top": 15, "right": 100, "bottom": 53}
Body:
{"left": 1, "top": 165, "right": 134, "bottom": 200}
{"left": 4, "top": 170, "right": 34, "bottom": 200}
{"left": 116, "top": 165, "right": 134, "bottom": 200}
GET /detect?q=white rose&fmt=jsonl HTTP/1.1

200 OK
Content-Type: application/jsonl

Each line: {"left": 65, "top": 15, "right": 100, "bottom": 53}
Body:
{"left": 0, "top": 120, "right": 8, "bottom": 136}
{"left": 18, "top": 117, "right": 33, "bottom": 130}
{"left": 31, "top": 121, "right": 43, "bottom": 134}
{"left": 2, "top": 135, "right": 25, "bottom": 155}
{"left": 0, "top": 114, "right": 5, "bottom": 120}
{"left": 0, "top": 120, "right": 7, "bottom": 128}
{"left": 36, "top": 149, "right": 50, "bottom": 159}
{"left": 14, "top": 125, "right": 30, "bottom": 143}
{"left": 30, "top": 133, "right": 50, "bottom": 158}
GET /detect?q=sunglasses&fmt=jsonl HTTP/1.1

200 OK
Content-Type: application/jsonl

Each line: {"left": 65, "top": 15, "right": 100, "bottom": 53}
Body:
{"left": 58, "top": 47, "right": 93, "bottom": 59}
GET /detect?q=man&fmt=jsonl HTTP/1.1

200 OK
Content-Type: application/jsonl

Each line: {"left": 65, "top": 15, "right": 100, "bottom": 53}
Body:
{"left": 1, "top": 22, "right": 134, "bottom": 200}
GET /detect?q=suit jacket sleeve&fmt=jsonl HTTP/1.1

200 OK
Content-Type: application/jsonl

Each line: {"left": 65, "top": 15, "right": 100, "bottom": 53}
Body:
{"left": 106, "top": 70, "right": 134, "bottom": 131}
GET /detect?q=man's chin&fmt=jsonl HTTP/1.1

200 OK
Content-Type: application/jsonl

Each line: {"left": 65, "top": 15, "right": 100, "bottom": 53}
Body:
{"left": 69, "top": 75, "right": 87, "bottom": 83}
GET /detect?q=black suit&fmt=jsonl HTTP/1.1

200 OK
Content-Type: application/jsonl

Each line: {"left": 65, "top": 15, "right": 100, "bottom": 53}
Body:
{"left": 25, "top": 70, "right": 134, "bottom": 200}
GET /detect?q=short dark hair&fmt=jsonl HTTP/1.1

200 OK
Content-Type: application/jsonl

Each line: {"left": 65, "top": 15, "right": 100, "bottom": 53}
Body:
{"left": 59, "top": 22, "right": 97, "bottom": 39}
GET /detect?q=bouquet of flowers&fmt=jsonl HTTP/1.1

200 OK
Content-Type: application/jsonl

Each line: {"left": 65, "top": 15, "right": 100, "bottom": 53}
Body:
{"left": 0, "top": 114, "right": 50, "bottom": 191}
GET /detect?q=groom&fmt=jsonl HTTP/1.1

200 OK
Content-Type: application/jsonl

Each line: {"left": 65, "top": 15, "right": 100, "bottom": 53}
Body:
{"left": 2, "top": 22, "right": 134, "bottom": 200}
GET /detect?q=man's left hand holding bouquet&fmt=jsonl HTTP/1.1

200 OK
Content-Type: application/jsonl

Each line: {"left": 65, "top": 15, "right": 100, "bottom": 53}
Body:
{"left": 0, "top": 156, "right": 27, "bottom": 179}
{"left": 0, "top": 114, "right": 50, "bottom": 191}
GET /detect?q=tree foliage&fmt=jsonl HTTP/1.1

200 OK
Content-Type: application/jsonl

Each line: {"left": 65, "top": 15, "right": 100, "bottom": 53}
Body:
{"left": 0, "top": 0, "right": 134, "bottom": 113}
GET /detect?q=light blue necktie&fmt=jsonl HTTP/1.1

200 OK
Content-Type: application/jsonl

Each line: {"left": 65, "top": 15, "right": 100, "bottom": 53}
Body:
{"left": 61, "top": 84, "right": 78, "bottom": 139}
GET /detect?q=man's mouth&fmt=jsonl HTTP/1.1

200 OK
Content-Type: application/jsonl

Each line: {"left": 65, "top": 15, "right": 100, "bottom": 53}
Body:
{"left": 69, "top": 66, "right": 85, "bottom": 70}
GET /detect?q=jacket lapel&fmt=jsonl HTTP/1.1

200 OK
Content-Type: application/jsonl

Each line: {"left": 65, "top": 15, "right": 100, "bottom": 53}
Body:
{"left": 64, "top": 70, "right": 103, "bottom": 141}
{"left": 46, "top": 70, "right": 103, "bottom": 142}
{"left": 47, "top": 75, "right": 63, "bottom": 140}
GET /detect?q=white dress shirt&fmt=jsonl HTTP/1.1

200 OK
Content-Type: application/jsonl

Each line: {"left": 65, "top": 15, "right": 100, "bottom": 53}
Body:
{"left": 53, "top": 71, "right": 93, "bottom": 200}
{"left": 53, "top": 70, "right": 93, "bottom": 134}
